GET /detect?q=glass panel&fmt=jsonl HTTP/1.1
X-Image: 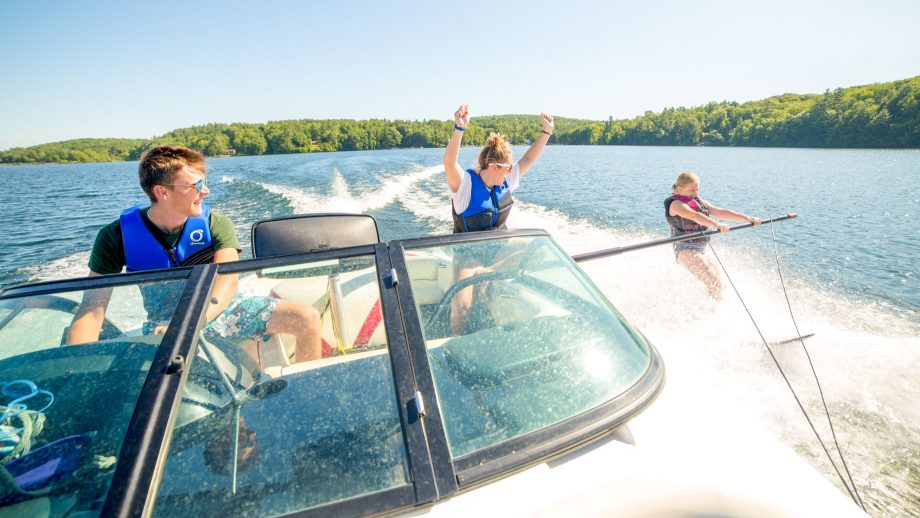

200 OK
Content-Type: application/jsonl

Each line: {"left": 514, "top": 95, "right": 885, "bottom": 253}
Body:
{"left": 0, "top": 278, "right": 188, "bottom": 517}
{"left": 154, "top": 254, "right": 410, "bottom": 516}
{"left": 405, "top": 236, "right": 651, "bottom": 457}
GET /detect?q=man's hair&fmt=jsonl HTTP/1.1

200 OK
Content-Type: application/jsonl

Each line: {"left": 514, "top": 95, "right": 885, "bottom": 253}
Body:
{"left": 138, "top": 145, "right": 206, "bottom": 202}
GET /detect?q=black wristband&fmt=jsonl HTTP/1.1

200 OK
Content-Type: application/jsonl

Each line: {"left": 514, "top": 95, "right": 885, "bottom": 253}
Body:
{"left": 541, "top": 130, "right": 552, "bottom": 136}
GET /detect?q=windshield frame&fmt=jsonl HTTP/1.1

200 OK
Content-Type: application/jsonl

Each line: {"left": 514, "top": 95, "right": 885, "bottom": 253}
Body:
{"left": 0, "top": 267, "right": 193, "bottom": 299}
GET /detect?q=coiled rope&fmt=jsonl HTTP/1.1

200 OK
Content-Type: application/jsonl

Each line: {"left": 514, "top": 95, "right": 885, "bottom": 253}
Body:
{"left": 0, "top": 380, "right": 52, "bottom": 464}
{"left": 707, "top": 221, "right": 866, "bottom": 512}
{"left": 0, "top": 409, "right": 47, "bottom": 464}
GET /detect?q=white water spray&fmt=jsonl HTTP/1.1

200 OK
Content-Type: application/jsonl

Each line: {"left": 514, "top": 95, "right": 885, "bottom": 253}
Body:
{"left": 260, "top": 165, "right": 443, "bottom": 214}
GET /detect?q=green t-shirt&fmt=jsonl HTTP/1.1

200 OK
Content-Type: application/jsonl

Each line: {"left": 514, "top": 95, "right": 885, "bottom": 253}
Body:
{"left": 88, "top": 207, "right": 241, "bottom": 275}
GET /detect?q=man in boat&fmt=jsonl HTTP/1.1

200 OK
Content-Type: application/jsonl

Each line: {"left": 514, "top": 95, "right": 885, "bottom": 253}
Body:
{"left": 67, "top": 145, "right": 322, "bottom": 362}
{"left": 443, "top": 104, "right": 554, "bottom": 333}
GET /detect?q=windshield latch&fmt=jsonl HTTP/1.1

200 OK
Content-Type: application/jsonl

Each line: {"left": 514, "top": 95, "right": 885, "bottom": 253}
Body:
{"left": 164, "top": 355, "right": 184, "bottom": 374}
{"left": 410, "top": 391, "right": 425, "bottom": 420}
{"left": 386, "top": 268, "right": 399, "bottom": 288}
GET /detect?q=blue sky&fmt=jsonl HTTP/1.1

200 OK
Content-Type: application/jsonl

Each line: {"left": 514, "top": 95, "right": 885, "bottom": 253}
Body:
{"left": 1, "top": 0, "right": 918, "bottom": 150}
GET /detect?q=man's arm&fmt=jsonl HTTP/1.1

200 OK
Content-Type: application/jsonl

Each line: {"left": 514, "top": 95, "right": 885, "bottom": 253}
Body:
{"left": 205, "top": 247, "right": 240, "bottom": 322}
{"left": 67, "top": 272, "right": 114, "bottom": 344}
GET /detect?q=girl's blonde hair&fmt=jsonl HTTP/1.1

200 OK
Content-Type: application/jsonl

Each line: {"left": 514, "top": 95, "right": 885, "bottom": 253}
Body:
{"left": 476, "top": 132, "right": 513, "bottom": 171}
{"left": 672, "top": 171, "right": 700, "bottom": 193}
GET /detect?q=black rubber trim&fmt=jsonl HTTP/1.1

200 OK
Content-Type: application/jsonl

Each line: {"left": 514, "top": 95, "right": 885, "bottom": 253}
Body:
{"left": 374, "top": 243, "right": 439, "bottom": 504}
{"left": 396, "top": 228, "right": 549, "bottom": 251}
{"left": 274, "top": 485, "right": 417, "bottom": 518}
{"left": 100, "top": 264, "right": 218, "bottom": 517}
{"left": 388, "top": 241, "right": 459, "bottom": 498}
{"left": 0, "top": 267, "right": 192, "bottom": 299}
{"left": 214, "top": 244, "right": 378, "bottom": 275}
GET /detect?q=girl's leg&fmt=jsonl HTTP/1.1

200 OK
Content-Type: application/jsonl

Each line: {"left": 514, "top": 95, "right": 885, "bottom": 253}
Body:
{"left": 677, "top": 249, "right": 723, "bottom": 299}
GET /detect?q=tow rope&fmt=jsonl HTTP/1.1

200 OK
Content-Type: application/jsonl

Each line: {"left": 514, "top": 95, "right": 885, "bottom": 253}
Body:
{"left": 0, "top": 380, "right": 53, "bottom": 464}
{"left": 708, "top": 220, "right": 866, "bottom": 512}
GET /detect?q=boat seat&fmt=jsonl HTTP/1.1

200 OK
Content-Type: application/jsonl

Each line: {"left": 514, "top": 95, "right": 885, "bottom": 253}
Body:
{"left": 250, "top": 213, "right": 380, "bottom": 258}
{"left": 242, "top": 214, "right": 382, "bottom": 369}
{"left": 403, "top": 251, "right": 452, "bottom": 304}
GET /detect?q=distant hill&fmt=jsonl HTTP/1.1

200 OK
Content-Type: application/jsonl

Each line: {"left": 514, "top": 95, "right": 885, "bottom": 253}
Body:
{"left": 2, "top": 76, "right": 917, "bottom": 164}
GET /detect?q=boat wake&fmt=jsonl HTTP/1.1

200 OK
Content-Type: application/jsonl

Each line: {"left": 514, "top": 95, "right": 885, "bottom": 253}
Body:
{"left": 259, "top": 165, "right": 442, "bottom": 214}
{"left": 19, "top": 250, "right": 91, "bottom": 283}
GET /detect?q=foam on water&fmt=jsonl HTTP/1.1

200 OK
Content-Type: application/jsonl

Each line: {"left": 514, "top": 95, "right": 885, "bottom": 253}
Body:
{"left": 261, "top": 165, "right": 442, "bottom": 214}
{"left": 20, "top": 250, "right": 91, "bottom": 282}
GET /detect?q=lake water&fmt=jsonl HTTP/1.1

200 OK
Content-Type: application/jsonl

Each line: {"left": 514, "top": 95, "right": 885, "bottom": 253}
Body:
{"left": 1, "top": 146, "right": 918, "bottom": 515}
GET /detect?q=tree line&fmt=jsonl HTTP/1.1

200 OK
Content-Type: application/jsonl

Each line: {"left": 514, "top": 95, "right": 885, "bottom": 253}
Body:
{"left": 2, "top": 76, "right": 917, "bottom": 165}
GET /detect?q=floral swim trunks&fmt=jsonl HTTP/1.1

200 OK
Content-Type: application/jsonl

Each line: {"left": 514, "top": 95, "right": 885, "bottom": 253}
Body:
{"left": 204, "top": 294, "right": 280, "bottom": 342}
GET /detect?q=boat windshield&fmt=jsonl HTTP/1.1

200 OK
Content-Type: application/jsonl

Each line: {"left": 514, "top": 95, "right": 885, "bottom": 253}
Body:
{"left": 0, "top": 232, "right": 662, "bottom": 516}
{"left": 403, "top": 235, "right": 651, "bottom": 457}
{"left": 0, "top": 278, "right": 189, "bottom": 515}
{"left": 154, "top": 253, "right": 411, "bottom": 517}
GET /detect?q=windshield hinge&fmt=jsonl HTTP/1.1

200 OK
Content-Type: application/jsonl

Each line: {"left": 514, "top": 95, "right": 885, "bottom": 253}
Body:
{"left": 410, "top": 391, "right": 425, "bottom": 420}
{"left": 386, "top": 268, "right": 398, "bottom": 288}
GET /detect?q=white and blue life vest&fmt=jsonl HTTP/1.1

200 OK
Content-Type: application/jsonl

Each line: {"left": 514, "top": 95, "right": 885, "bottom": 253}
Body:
{"left": 120, "top": 204, "right": 214, "bottom": 272}
{"left": 452, "top": 169, "right": 515, "bottom": 233}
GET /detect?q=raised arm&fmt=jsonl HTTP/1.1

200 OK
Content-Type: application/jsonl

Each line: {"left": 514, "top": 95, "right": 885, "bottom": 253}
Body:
{"left": 517, "top": 113, "right": 554, "bottom": 177}
{"left": 67, "top": 272, "right": 113, "bottom": 344}
{"left": 444, "top": 104, "right": 470, "bottom": 192}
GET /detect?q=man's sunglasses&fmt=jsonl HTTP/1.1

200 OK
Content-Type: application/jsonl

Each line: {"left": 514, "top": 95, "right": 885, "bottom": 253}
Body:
{"left": 163, "top": 178, "right": 207, "bottom": 192}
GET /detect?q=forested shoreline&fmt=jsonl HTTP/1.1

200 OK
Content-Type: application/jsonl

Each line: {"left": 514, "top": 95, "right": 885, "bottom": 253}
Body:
{"left": 2, "top": 76, "right": 918, "bottom": 165}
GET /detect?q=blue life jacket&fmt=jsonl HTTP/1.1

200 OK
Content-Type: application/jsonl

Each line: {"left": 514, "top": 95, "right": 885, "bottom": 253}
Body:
{"left": 664, "top": 195, "right": 709, "bottom": 243}
{"left": 120, "top": 205, "right": 215, "bottom": 323}
{"left": 452, "top": 169, "right": 514, "bottom": 233}
{"left": 120, "top": 204, "right": 214, "bottom": 272}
